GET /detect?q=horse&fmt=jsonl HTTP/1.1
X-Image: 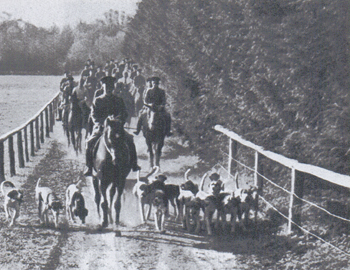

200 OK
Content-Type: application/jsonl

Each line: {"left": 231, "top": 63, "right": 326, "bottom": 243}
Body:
{"left": 140, "top": 108, "right": 167, "bottom": 169}
{"left": 66, "top": 89, "right": 84, "bottom": 154}
{"left": 116, "top": 81, "right": 135, "bottom": 127}
{"left": 92, "top": 116, "right": 132, "bottom": 229}
{"left": 130, "top": 84, "right": 145, "bottom": 117}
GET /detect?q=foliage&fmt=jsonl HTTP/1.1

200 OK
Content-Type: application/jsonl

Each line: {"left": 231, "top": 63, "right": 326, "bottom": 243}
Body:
{"left": 0, "top": 9, "right": 129, "bottom": 75}
{"left": 123, "top": 0, "right": 350, "bottom": 174}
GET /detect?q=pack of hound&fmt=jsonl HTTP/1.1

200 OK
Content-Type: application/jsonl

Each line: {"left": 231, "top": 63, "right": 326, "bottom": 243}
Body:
{"left": 132, "top": 167, "right": 259, "bottom": 235}
{"left": 1, "top": 167, "right": 257, "bottom": 235}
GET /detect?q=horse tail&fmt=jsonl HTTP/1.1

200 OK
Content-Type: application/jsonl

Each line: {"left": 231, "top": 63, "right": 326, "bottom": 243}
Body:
{"left": 184, "top": 169, "right": 191, "bottom": 182}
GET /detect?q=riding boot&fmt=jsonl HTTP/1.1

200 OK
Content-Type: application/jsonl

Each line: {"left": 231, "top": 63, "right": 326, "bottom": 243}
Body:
{"left": 83, "top": 131, "right": 100, "bottom": 177}
{"left": 165, "top": 113, "right": 173, "bottom": 137}
{"left": 83, "top": 147, "right": 93, "bottom": 176}
{"left": 127, "top": 135, "right": 141, "bottom": 171}
{"left": 133, "top": 117, "right": 142, "bottom": 135}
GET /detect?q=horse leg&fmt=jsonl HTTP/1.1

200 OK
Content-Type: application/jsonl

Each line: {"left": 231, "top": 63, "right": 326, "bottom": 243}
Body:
{"left": 155, "top": 141, "right": 164, "bottom": 167}
{"left": 66, "top": 128, "right": 70, "bottom": 147}
{"left": 100, "top": 186, "right": 109, "bottom": 228}
{"left": 109, "top": 183, "right": 117, "bottom": 224}
{"left": 77, "top": 127, "right": 82, "bottom": 153}
{"left": 71, "top": 127, "right": 77, "bottom": 152}
{"left": 93, "top": 177, "right": 101, "bottom": 219}
{"left": 114, "top": 186, "right": 124, "bottom": 225}
{"left": 148, "top": 142, "right": 154, "bottom": 169}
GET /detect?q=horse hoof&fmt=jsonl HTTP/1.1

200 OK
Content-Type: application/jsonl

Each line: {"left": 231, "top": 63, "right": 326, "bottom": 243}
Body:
{"left": 102, "top": 221, "right": 108, "bottom": 228}
{"left": 115, "top": 231, "right": 122, "bottom": 237}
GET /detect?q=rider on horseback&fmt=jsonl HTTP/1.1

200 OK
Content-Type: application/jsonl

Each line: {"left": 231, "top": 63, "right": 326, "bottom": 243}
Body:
{"left": 83, "top": 76, "right": 141, "bottom": 177}
{"left": 57, "top": 71, "right": 74, "bottom": 121}
{"left": 133, "top": 76, "right": 172, "bottom": 136}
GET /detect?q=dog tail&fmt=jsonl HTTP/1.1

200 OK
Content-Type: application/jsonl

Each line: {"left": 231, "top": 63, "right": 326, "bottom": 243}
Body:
{"left": 234, "top": 172, "right": 239, "bottom": 190}
{"left": 199, "top": 172, "right": 208, "bottom": 191}
{"left": 136, "top": 170, "right": 140, "bottom": 182}
{"left": 1, "top": 181, "right": 15, "bottom": 196}
{"left": 145, "top": 166, "right": 159, "bottom": 179}
{"left": 184, "top": 169, "right": 191, "bottom": 182}
{"left": 35, "top": 178, "right": 42, "bottom": 192}
{"left": 75, "top": 179, "right": 84, "bottom": 190}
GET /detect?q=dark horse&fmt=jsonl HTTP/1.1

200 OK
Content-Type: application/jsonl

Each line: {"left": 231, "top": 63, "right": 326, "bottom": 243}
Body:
{"left": 141, "top": 109, "right": 167, "bottom": 169}
{"left": 92, "top": 116, "right": 131, "bottom": 229}
{"left": 64, "top": 89, "right": 84, "bottom": 154}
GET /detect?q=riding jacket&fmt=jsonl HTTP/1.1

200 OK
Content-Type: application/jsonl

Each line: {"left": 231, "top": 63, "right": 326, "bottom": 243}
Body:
{"left": 91, "top": 94, "right": 128, "bottom": 126}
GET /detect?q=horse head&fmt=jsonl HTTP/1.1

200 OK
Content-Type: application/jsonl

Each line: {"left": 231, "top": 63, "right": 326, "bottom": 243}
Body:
{"left": 103, "top": 115, "right": 125, "bottom": 165}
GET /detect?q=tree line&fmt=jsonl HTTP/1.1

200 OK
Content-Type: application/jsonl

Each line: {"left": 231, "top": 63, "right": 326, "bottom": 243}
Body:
{"left": 122, "top": 0, "right": 350, "bottom": 174}
{"left": 0, "top": 10, "right": 129, "bottom": 75}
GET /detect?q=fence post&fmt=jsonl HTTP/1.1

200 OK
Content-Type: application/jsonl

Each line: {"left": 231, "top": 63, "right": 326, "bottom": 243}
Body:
{"left": 30, "top": 121, "right": 35, "bottom": 156}
{"left": 35, "top": 117, "right": 40, "bottom": 150}
{"left": 228, "top": 138, "right": 232, "bottom": 174}
{"left": 228, "top": 139, "right": 238, "bottom": 175}
{"left": 292, "top": 170, "right": 305, "bottom": 232}
{"left": 40, "top": 113, "right": 44, "bottom": 143}
{"left": 0, "top": 141, "right": 4, "bottom": 181}
{"left": 45, "top": 107, "right": 50, "bottom": 138}
{"left": 254, "top": 151, "right": 264, "bottom": 226}
{"left": 24, "top": 126, "right": 29, "bottom": 162}
{"left": 8, "top": 136, "right": 16, "bottom": 176}
{"left": 49, "top": 103, "right": 54, "bottom": 132}
{"left": 17, "top": 131, "right": 25, "bottom": 168}
{"left": 288, "top": 167, "right": 296, "bottom": 234}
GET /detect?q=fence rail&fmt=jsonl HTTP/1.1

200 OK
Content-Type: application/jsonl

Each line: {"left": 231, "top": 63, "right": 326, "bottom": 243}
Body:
{"left": 0, "top": 92, "right": 60, "bottom": 181}
{"left": 214, "top": 124, "right": 350, "bottom": 236}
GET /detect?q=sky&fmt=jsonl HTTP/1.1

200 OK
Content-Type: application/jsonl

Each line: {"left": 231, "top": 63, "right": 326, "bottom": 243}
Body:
{"left": 0, "top": 0, "right": 140, "bottom": 29}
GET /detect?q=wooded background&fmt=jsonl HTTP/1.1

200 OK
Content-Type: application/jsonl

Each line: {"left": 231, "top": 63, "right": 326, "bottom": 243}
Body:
{"left": 0, "top": 0, "right": 349, "bottom": 174}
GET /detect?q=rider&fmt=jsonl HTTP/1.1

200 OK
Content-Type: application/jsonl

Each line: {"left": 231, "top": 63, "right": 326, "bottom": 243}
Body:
{"left": 79, "top": 64, "right": 90, "bottom": 89}
{"left": 133, "top": 77, "right": 172, "bottom": 136}
{"left": 60, "top": 75, "right": 75, "bottom": 125}
{"left": 83, "top": 76, "right": 141, "bottom": 177}
{"left": 57, "top": 71, "right": 71, "bottom": 121}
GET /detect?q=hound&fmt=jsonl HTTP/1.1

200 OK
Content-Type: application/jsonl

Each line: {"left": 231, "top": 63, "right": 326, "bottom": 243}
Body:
{"left": 65, "top": 179, "right": 88, "bottom": 224}
{"left": 177, "top": 169, "right": 200, "bottom": 226}
{"left": 153, "top": 174, "right": 181, "bottom": 220}
{"left": 236, "top": 186, "right": 259, "bottom": 229}
{"left": 195, "top": 172, "right": 225, "bottom": 235}
{"left": 152, "top": 189, "right": 168, "bottom": 233}
{"left": 132, "top": 166, "right": 160, "bottom": 223}
{"left": 35, "top": 178, "right": 63, "bottom": 228}
{"left": 1, "top": 181, "right": 23, "bottom": 227}
{"left": 217, "top": 172, "right": 241, "bottom": 233}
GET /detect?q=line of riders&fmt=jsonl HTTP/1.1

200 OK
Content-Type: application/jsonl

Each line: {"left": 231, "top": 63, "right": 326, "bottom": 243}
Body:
{"left": 56, "top": 58, "right": 173, "bottom": 177}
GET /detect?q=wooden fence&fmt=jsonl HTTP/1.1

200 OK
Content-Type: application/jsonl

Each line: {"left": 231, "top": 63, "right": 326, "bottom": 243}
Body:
{"left": 0, "top": 92, "right": 60, "bottom": 181}
{"left": 214, "top": 125, "right": 350, "bottom": 234}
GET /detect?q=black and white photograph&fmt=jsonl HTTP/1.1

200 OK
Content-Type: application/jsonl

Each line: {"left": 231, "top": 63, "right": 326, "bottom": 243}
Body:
{"left": 0, "top": 0, "right": 349, "bottom": 269}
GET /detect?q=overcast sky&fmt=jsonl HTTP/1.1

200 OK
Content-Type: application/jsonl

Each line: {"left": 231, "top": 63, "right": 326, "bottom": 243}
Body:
{"left": 0, "top": 0, "right": 140, "bottom": 28}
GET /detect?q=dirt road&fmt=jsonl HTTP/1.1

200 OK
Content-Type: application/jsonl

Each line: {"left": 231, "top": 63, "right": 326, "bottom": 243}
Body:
{"left": 0, "top": 119, "right": 288, "bottom": 270}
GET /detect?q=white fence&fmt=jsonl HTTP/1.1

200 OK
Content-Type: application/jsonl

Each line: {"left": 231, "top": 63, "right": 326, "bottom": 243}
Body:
{"left": 214, "top": 125, "right": 350, "bottom": 255}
